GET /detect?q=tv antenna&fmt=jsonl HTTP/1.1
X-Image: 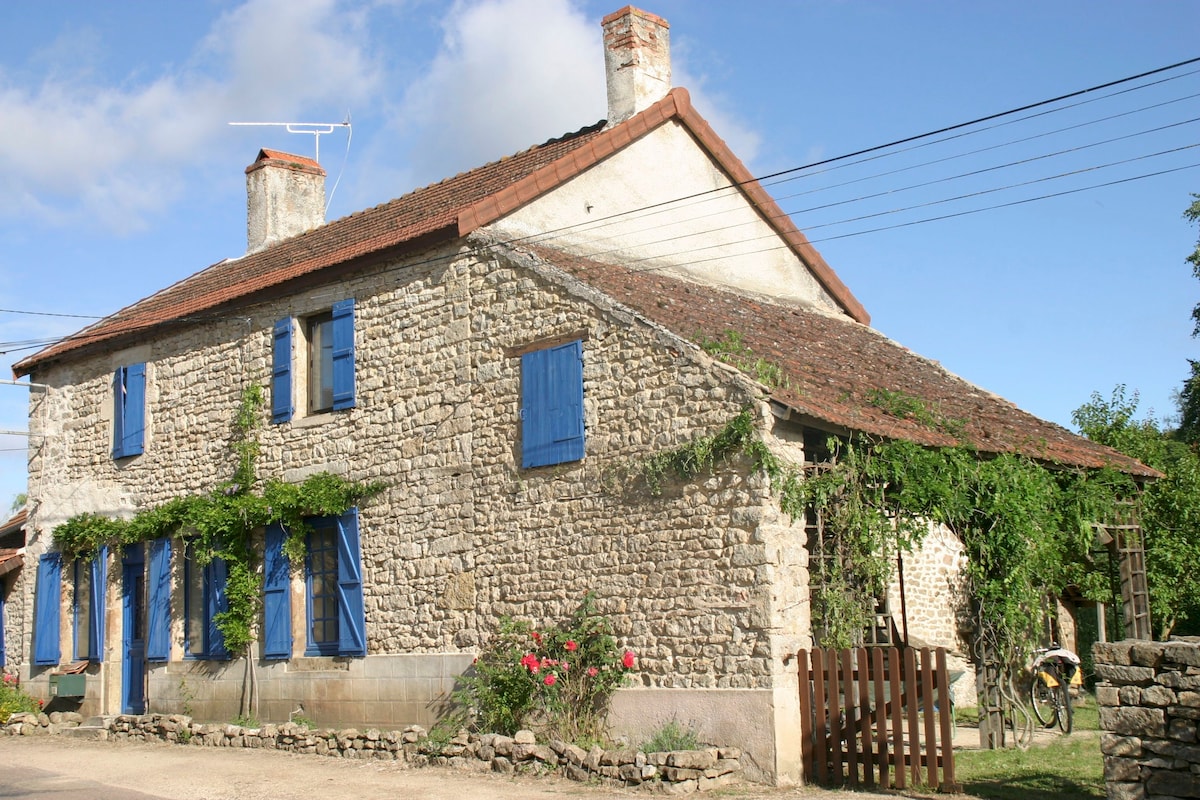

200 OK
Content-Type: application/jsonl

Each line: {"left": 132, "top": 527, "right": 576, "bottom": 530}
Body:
{"left": 228, "top": 118, "right": 351, "bottom": 163}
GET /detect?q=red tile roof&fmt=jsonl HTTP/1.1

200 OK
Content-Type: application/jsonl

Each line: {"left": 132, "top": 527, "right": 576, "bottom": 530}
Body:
{"left": 14, "top": 88, "right": 867, "bottom": 376}
{"left": 535, "top": 246, "right": 1156, "bottom": 477}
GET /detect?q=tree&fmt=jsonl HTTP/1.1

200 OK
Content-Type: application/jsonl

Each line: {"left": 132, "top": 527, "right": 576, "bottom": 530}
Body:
{"left": 1186, "top": 194, "right": 1200, "bottom": 336}
{"left": 1073, "top": 387, "right": 1200, "bottom": 638}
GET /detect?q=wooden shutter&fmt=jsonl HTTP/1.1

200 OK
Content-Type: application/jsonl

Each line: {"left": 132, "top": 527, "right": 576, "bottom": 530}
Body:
{"left": 331, "top": 299, "right": 356, "bottom": 410}
{"left": 335, "top": 509, "right": 366, "bottom": 657}
{"left": 207, "top": 557, "right": 229, "bottom": 659}
{"left": 0, "top": 576, "right": 5, "bottom": 668}
{"left": 34, "top": 553, "right": 62, "bottom": 666}
{"left": 88, "top": 547, "right": 107, "bottom": 661}
{"left": 263, "top": 524, "right": 292, "bottom": 660}
{"left": 112, "top": 368, "right": 125, "bottom": 458}
{"left": 521, "top": 340, "right": 584, "bottom": 468}
{"left": 272, "top": 319, "right": 294, "bottom": 423}
{"left": 122, "top": 363, "right": 146, "bottom": 456}
{"left": 146, "top": 538, "right": 171, "bottom": 662}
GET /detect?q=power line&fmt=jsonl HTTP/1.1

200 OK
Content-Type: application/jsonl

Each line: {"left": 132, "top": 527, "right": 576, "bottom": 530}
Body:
{"left": 4, "top": 57, "right": 1199, "bottom": 357}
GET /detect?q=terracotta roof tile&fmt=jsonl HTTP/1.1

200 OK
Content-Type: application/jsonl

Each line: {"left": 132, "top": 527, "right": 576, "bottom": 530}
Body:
{"left": 534, "top": 246, "right": 1155, "bottom": 477}
{"left": 15, "top": 87, "right": 872, "bottom": 380}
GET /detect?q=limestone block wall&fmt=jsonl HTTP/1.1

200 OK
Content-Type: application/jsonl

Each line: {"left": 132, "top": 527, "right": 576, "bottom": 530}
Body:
{"left": 885, "top": 524, "right": 974, "bottom": 704}
{"left": 1094, "top": 639, "right": 1200, "bottom": 800}
{"left": 2, "top": 565, "right": 27, "bottom": 672}
{"left": 20, "top": 237, "right": 801, "bottom": 712}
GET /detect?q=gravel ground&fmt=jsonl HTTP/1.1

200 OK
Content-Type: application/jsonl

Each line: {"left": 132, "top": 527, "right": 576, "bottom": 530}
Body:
{"left": 0, "top": 735, "right": 943, "bottom": 800}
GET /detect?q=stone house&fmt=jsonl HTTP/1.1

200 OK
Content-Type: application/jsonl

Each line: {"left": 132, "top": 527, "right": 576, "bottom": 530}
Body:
{"left": 7, "top": 6, "right": 1151, "bottom": 783}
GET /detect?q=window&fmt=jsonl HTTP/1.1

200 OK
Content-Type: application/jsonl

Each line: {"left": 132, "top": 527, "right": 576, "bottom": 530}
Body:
{"left": 271, "top": 298, "right": 355, "bottom": 423}
{"left": 520, "top": 339, "right": 585, "bottom": 468}
{"left": 72, "top": 550, "right": 105, "bottom": 662}
{"left": 33, "top": 553, "right": 62, "bottom": 666}
{"left": 183, "top": 544, "right": 229, "bottom": 660}
{"left": 304, "top": 509, "right": 365, "bottom": 657}
{"left": 112, "top": 363, "right": 146, "bottom": 458}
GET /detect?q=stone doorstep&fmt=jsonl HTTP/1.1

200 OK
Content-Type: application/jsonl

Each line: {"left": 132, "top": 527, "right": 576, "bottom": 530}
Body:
{"left": 59, "top": 726, "right": 110, "bottom": 741}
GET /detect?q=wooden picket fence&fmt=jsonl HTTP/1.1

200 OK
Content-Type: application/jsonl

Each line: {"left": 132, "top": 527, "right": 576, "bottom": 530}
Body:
{"left": 797, "top": 646, "right": 960, "bottom": 792}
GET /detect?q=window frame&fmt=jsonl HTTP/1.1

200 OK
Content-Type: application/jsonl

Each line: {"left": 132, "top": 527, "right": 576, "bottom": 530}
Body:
{"left": 302, "top": 508, "right": 366, "bottom": 658}
{"left": 182, "top": 543, "right": 229, "bottom": 661}
{"left": 272, "top": 298, "right": 355, "bottom": 424}
{"left": 71, "top": 556, "right": 106, "bottom": 661}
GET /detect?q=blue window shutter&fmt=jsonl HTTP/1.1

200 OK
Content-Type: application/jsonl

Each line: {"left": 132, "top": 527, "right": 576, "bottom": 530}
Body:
{"left": 146, "top": 538, "right": 171, "bottom": 661}
{"left": 34, "top": 553, "right": 62, "bottom": 666}
{"left": 263, "top": 524, "right": 292, "bottom": 660}
{"left": 208, "top": 557, "right": 229, "bottom": 659}
{"left": 112, "top": 368, "right": 126, "bottom": 458}
{"left": 123, "top": 363, "right": 146, "bottom": 456}
{"left": 335, "top": 508, "right": 366, "bottom": 657}
{"left": 88, "top": 547, "right": 107, "bottom": 661}
{"left": 271, "top": 319, "right": 293, "bottom": 423}
{"left": 331, "top": 299, "right": 356, "bottom": 411}
{"left": 521, "top": 340, "right": 584, "bottom": 468}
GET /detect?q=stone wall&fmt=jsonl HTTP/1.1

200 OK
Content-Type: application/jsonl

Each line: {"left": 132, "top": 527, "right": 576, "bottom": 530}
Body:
{"left": 19, "top": 238, "right": 805, "bottom": 776}
{"left": 1094, "top": 638, "right": 1200, "bottom": 799}
{"left": 2, "top": 712, "right": 744, "bottom": 793}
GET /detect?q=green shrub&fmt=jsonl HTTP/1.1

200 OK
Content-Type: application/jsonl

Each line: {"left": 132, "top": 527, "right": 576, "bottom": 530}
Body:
{"left": 456, "top": 595, "right": 636, "bottom": 743}
{"left": 0, "top": 673, "right": 41, "bottom": 722}
{"left": 642, "top": 718, "right": 701, "bottom": 752}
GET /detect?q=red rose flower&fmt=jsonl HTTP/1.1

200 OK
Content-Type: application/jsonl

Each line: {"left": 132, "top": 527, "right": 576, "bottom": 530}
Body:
{"left": 565, "top": 640, "right": 578, "bottom": 652}
{"left": 587, "top": 667, "right": 599, "bottom": 677}
{"left": 622, "top": 650, "right": 635, "bottom": 669}
{"left": 543, "top": 674, "right": 557, "bottom": 686}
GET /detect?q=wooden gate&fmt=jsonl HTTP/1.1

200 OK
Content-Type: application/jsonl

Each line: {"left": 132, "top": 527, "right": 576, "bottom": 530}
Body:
{"left": 798, "top": 646, "right": 959, "bottom": 792}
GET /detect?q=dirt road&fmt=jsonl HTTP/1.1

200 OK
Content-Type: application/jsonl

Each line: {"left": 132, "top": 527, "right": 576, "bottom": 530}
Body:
{"left": 0, "top": 736, "right": 872, "bottom": 800}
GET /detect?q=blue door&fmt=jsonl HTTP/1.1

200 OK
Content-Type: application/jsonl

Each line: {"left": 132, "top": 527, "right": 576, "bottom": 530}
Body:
{"left": 122, "top": 544, "right": 146, "bottom": 714}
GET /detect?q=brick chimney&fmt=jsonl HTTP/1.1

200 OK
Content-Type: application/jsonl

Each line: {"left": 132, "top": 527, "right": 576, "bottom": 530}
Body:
{"left": 245, "top": 149, "right": 326, "bottom": 254}
{"left": 602, "top": 6, "right": 670, "bottom": 127}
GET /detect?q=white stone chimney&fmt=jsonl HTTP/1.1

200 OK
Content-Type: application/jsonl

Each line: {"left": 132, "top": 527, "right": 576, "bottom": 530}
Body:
{"left": 602, "top": 6, "right": 671, "bottom": 127}
{"left": 245, "top": 149, "right": 326, "bottom": 254}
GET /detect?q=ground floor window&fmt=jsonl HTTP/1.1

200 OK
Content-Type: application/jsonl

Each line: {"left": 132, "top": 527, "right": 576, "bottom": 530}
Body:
{"left": 183, "top": 544, "right": 228, "bottom": 660}
{"left": 303, "top": 509, "right": 366, "bottom": 658}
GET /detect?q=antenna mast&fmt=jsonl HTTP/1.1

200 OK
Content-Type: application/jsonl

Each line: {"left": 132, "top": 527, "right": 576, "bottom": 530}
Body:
{"left": 228, "top": 119, "right": 351, "bottom": 163}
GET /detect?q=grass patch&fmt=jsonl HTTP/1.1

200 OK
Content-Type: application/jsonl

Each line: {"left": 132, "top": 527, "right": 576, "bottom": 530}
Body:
{"left": 955, "top": 734, "right": 1103, "bottom": 799}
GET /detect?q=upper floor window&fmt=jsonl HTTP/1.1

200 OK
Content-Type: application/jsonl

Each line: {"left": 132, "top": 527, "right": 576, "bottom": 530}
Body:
{"left": 112, "top": 363, "right": 146, "bottom": 458}
{"left": 520, "top": 339, "right": 585, "bottom": 468}
{"left": 271, "top": 298, "right": 356, "bottom": 423}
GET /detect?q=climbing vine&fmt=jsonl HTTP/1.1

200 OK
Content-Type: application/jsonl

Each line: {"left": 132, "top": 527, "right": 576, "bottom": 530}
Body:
{"left": 53, "top": 386, "right": 385, "bottom": 656}
{"left": 614, "top": 403, "right": 1132, "bottom": 670}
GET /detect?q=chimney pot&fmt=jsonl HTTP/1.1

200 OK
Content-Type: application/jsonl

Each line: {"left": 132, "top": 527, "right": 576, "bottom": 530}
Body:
{"left": 602, "top": 6, "right": 670, "bottom": 126}
{"left": 245, "top": 149, "right": 326, "bottom": 254}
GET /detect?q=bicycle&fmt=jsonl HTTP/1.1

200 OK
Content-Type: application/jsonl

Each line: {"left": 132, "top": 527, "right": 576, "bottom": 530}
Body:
{"left": 1029, "top": 645, "right": 1081, "bottom": 734}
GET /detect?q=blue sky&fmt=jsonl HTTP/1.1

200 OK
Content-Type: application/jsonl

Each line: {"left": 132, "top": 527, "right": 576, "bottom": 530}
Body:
{"left": 0, "top": 0, "right": 1197, "bottom": 510}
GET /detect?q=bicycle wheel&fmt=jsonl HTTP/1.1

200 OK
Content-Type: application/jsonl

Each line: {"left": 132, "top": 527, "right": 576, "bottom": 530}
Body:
{"left": 1057, "top": 683, "right": 1073, "bottom": 734}
{"left": 1030, "top": 674, "right": 1058, "bottom": 728}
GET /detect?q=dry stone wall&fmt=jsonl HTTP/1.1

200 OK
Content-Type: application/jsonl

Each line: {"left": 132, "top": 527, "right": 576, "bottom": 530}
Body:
{"left": 2, "top": 712, "right": 744, "bottom": 793}
{"left": 1094, "top": 638, "right": 1200, "bottom": 800}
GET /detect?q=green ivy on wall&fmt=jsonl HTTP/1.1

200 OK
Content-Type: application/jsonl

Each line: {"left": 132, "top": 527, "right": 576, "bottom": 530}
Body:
{"left": 616, "top": 404, "right": 1132, "bottom": 667}
{"left": 52, "top": 385, "right": 385, "bottom": 656}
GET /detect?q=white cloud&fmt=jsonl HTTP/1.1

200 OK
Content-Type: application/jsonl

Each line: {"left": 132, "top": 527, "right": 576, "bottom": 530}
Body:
{"left": 0, "top": 0, "right": 380, "bottom": 233}
{"left": 396, "top": 0, "right": 606, "bottom": 186}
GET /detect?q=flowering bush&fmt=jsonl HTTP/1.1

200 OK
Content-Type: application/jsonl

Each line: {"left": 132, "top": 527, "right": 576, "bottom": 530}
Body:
{"left": 0, "top": 672, "right": 40, "bottom": 722}
{"left": 457, "top": 595, "right": 636, "bottom": 742}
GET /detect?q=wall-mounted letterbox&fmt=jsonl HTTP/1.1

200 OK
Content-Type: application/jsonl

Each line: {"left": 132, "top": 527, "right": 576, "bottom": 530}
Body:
{"left": 49, "top": 673, "right": 86, "bottom": 699}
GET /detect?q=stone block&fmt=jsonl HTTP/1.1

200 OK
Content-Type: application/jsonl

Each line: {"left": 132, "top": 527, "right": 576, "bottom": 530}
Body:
{"left": 1094, "top": 642, "right": 1135, "bottom": 667}
{"left": 667, "top": 749, "right": 718, "bottom": 770}
{"left": 1103, "top": 734, "right": 1144, "bottom": 757}
{"left": 1101, "top": 706, "right": 1166, "bottom": 738}
{"left": 1131, "top": 642, "right": 1166, "bottom": 668}
{"left": 1097, "top": 665, "right": 1157, "bottom": 686}
{"left": 1147, "top": 770, "right": 1200, "bottom": 797}
{"left": 1106, "top": 781, "right": 1145, "bottom": 800}
{"left": 1143, "top": 685, "right": 1178, "bottom": 706}
{"left": 1105, "top": 756, "right": 1142, "bottom": 781}
{"left": 1164, "top": 643, "right": 1200, "bottom": 668}
{"left": 1097, "top": 684, "right": 1121, "bottom": 706}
